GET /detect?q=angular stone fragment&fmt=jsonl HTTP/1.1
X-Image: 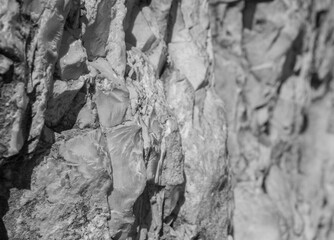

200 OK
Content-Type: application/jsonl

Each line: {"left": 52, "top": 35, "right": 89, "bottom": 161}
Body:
{"left": 272, "top": 76, "right": 306, "bottom": 137}
{"left": 0, "top": 55, "right": 13, "bottom": 83}
{"left": 243, "top": 74, "right": 270, "bottom": 110}
{"left": 6, "top": 83, "right": 29, "bottom": 157}
{"left": 0, "top": 81, "right": 29, "bottom": 158}
{"left": 159, "top": 123, "right": 184, "bottom": 186}
{"left": 165, "top": 68, "right": 230, "bottom": 238}
{"left": 242, "top": 1, "right": 302, "bottom": 85}
{"left": 314, "top": 5, "right": 334, "bottom": 80}
{"left": 145, "top": 39, "right": 167, "bottom": 76}
{"left": 20, "top": 0, "right": 44, "bottom": 22}
{"left": 58, "top": 37, "right": 88, "bottom": 81}
{"left": 0, "top": 0, "right": 30, "bottom": 160}
{"left": 75, "top": 98, "right": 97, "bottom": 130}
{"left": 163, "top": 185, "right": 183, "bottom": 219}
{"left": 89, "top": 58, "right": 125, "bottom": 88}
{"left": 164, "top": 69, "right": 194, "bottom": 136}
{"left": 105, "top": 0, "right": 127, "bottom": 77}
{"left": 149, "top": 0, "right": 174, "bottom": 37}
{"left": 27, "top": 0, "right": 72, "bottom": 152}
{"left": 45, "top": 79, "right": 85, "bottom": 128}
{"left": 105, "top": 123, "right": 146, "bottom": 239}
{"left": 82, "top": 0, "right": 113, "bottom": 60}
{"left": 95, "top": 87, "right": 129, "bottom": 128}
{"left": 59, "top": 129, "right": 112, "bottom": 178}
{"left": 54, "top": 91, "right": 89, "bottom": 132}
{"left": 125, "top": 6, "right": 156, "bottom": 50}
{"left": 0, "top": 0, "right": 25, "bottom": 62}
{"left": 168, "top": 42, "right": 208, "bottom": 90}
{"left": 181, "top": 0, "right": 210, "bottom": 49}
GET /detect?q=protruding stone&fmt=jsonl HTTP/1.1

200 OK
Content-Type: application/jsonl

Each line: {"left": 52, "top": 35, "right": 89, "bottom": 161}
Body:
{"left": 59, "top": 129, "right": 112, "bottom": 178}
{"left": 168, "top": 42, "right": 208, "bottom": 90}
{"left": 45, "top": 79, "right": 85, "bottom": 128}
{"left": 105, "top": 123, "right": 146, "bottom": 239}
{"left": 0, "top": 55, "right": 13, "bottom": 83}
{"left": 95, "top": 87, "right": 129, "bottom": 128}
{"left": 125, "top": 6, "right": 157, "bottom": 50}
{"left": 58, "top": 37, "right": 88, "bottom": 81}
{"left": 82, "top": 0, "right": 113, "bottom": 60}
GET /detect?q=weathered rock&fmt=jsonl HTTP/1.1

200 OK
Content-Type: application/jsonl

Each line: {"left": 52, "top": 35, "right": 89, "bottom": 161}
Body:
{"left": 105, "top": 123, "right": 146, "bottom": 239}
{"left": 4, "top": 1, "right": 230, "bottom": 238}
{"left": 58, "top": 36, "right": 88, "bottom": 81}
{"left": 27, "top": 0, "right": 72, "bottom": 153}
{"left": 0, "top": 0, "right": 29, "bottom": 160}
{"left": 4, "top": 155, "right": 113, "bottom": 240}
{"left": 95, "top": 87, "right": 129, "bottom": 129}
{"left": 211, "top": 0, "right": 334, "bottom": 240}
{"left": 125, "top": 5, "right": 157, "bottom": 50}
{"left": 82, "top": 0, "right": 113, "bottom": 60}
{"left": 168, "top": 42, "right": 208, "bottom": 90}
{"left": 45, "top": 79, "right": 85, "bottom": 128}
{"left": 4, "top": 0, "right": 334, "bottom": 240}
{"left": 0, "top": 55, "right": 13, "bottom": 83}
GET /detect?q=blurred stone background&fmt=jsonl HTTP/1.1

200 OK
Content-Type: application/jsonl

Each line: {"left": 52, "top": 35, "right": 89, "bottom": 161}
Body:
{"left": 0, "top": 0, "right": 333, "bottom": 239}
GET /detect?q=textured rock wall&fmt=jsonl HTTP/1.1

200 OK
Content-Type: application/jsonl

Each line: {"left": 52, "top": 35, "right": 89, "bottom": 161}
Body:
{"left": 1, "top": 0, "right": 334, "bottom": 240}
{"left": 211, "top": 0, "right": 334, "bottom": 239}
{"left": 0, "top": 0, "right": 231, "bottom": 239}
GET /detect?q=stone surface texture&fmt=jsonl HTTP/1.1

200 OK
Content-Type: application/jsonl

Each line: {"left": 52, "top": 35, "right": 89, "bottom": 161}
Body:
{"left": 0, "top": 0, "right": 230, "bottom": 239}
{"left": 211, "top": 0, "right": 334, "bottom": 240}
{"left": 0, "top": 0, "right": 333, "bottom": 240}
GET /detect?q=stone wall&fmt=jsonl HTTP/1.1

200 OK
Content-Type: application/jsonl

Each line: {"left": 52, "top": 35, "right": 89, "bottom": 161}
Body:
{"left": 0, "top": 0, "right": 333, "bottom": 239}
{"left": 211, "top": 0, "right": 334, "bottom": 239}
{"left": 0, "top": 0, "right": 231, "bottom": 239}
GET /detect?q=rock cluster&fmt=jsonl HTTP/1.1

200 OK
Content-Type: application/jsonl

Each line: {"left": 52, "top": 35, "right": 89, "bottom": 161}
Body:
{"left": 0, "top": 0, "right": 230, "bottom": 239}
{"left": 1, "top": 0, "right": 334, "bottom": 240}
{"left": 211, "top": 0, "right": 334, "bottom": 239}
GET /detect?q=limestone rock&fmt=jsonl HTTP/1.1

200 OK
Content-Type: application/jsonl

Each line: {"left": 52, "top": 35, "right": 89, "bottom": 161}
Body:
{"left": 95, "top": 87, "right": 129, "bottom": 129}
{"left": 58, "top": 36, "right": 88, "bottom": 81}
{"left": 2, "top": 1, "right": 229, "bottom": 238}
{"left": 82, "top": 0, "right": 113, "bottom": 60}
{"left": 3, "top": 0, "right": 334, "bottom": 240}
{"left": 212, "top": 0, "right": 334, "bottom": 240}
{"left": 45, "top": 79, "right": 85, "bottom": 128}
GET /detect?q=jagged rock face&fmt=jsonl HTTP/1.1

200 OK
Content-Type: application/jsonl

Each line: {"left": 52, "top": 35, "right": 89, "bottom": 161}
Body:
{"left": 0, "top": 0, "right": 230, "bottom": 240}
{"left": 210, "top": 0, "right": 334, "bottom": 240}
{"left": 1, "top": 0, "right": 334, "bottom": 240}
